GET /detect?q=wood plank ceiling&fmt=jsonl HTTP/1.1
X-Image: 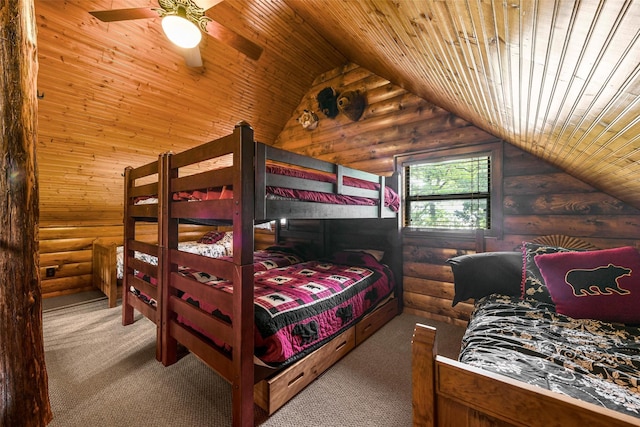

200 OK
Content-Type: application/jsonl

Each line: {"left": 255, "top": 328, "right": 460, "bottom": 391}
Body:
{"left": 288, "top": 0, "right": 640, "bottom": 210}
{"left": 35, "top": 0, "right": 346, "bottom": 223}
{"left": 35, "top": 0, "right": 640, "bottom": 224}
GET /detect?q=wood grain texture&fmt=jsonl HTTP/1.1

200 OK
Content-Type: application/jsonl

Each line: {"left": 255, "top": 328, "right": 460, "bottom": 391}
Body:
{"left": 413, "top": 323, "right": 640, "bottom": 427}
{"left": 396, "top": 137, "right": 640, "bottom": 324}
{"left": 287, "top": 0, "right": 640, "bottom": 210}
{"left": 0, "top": 0, "right": 52, "bottom": 424}
{"left": 35, "top": 0, "right": 346, "bottom": 225}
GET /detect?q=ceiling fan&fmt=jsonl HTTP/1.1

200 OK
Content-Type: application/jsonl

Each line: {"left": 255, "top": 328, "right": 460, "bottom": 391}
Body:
{"left": 89, "top": 0, "right": 263, "bottom": 67}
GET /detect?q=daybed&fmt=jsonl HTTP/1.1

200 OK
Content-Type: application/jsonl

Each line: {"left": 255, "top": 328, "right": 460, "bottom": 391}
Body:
{"left": 122, "top": 121, "right": 401, "bottom": 426}
{"left": 412, "top": 235, "right": 640, "bottom": 427}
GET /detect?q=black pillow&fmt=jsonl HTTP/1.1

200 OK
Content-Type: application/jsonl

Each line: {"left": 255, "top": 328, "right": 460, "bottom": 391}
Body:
{"left": 447, "top": 252, "right": 523, "bottom": 306}
{"left": 265, "top": 241, "right": 316, "bottom": 261}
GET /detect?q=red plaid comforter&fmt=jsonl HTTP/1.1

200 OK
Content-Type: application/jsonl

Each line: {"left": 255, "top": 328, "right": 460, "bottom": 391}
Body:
{"left": 176, "top": 251, "right": 394, "bottom": 367}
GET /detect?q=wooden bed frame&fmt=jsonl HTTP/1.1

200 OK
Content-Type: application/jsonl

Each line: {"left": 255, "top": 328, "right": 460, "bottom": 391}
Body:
{"left": 121, "top": 122, "right": 401, "bottom": 426}
{"left": 411, "top": 234, "right": 640, "bottom": 427}
{"left": 92, "top": 225, "right": 225, "bottom": 308}
{"left": 92, "top": 240, "right": 119, "bottom": 308}
{"left": 121, "top": 155, "right": 164, "bottom": 359}
{"left": 411, "top": 324, "right": 640, "bottom": 427}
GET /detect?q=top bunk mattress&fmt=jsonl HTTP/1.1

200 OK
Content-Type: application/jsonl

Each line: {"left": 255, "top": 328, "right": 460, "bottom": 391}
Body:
{"left": 134, "top": 163, "right": 399, "bottom": 212}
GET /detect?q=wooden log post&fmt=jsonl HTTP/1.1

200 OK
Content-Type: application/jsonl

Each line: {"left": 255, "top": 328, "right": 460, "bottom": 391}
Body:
{"left": 0, "top": 1, "right": 53, "bottom": 426}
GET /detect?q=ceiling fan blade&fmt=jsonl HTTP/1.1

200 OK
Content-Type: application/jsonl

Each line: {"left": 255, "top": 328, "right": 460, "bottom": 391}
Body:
{"left": 205, "top": 19, "right": 263, "bottom": 61}
{"left": 89, "top": 8, "right": 158, "bottom": 22}
{"left": 195, "top": 0, "right": 224, "bottom": 11}
{"left": 179, "top": 47, "right": 204, "bottom": 67}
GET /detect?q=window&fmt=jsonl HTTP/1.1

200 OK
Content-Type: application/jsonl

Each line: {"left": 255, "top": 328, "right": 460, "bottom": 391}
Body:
{"left": 397, "top": 143, "right": 502, "bottom": 235}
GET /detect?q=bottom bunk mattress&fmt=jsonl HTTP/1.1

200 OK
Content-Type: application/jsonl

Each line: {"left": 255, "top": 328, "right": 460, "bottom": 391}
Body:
{"left": 117, "top": 231, "right": 234, "bottom": 280}
{"left": 130, "top": 244, "right": 308, "bottom": 307}
{"left": 175, "top": 250, "right": 395, "bottom": 368}
{"left": 459, "top": 294, "right": 640, "bottom": 418}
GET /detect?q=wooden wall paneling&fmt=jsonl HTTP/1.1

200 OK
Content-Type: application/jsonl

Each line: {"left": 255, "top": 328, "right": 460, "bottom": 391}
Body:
{"left": 255, "top": 224, "right": 276, "bottom": 250}
{"left": 403, "top": 294, "right": 471, "bottom": 328}
{"left": 32, "top": 0, "right": 640, "bottom": 253}
{"left": 36, "top": 0, "right": 348, "bottom": 225}
{"left": 503, "top": 215, "right": 640, "bottom": 239}
{"left": 404, "top": 277, "right": 454, "bottom": 302}
{"left": 273, "top": 64, "right": 491, "bottom": 177}
{"left": 401, "top": 236, "right": 476, "bottom": 324}
{"left": 503, "top": 193, "right": 638, "bottom": 216}
{"left": 40, "top": 223, "right": 221, "bottom": 299}
{"left": 503, "top": 173, "right": 597, "bottom": 195}
{"left": 273, "top": 63, "right": 640, "bottom": 325}
{"left": 39, "top": 44, "right": 640, "bottom": 319}
{"left": 287, "top": 1, "right": 640, "bottom": 210}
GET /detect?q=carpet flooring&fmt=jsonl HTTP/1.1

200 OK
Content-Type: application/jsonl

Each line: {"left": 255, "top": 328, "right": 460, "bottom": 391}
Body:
{"left": 43, "top": 298, "right": 465, "bottom": 426}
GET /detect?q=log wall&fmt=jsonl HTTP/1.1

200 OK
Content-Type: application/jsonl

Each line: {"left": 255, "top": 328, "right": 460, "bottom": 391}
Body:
{"left": 403, "top": 144, "right": 640, "bottom": 327}
{"left": 40, "top": 223, "right": 225, "bottom": 299}
{"left": 43, "top": 62, "right": 640, "bottom": 316}
{"left": 274, "top": 63, "right": 640, "bottom": 326}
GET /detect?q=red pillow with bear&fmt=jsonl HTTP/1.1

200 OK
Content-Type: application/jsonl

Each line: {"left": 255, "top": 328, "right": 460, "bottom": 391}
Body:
{"left": 534, "top": 246, "right": 640, "bottom": 323}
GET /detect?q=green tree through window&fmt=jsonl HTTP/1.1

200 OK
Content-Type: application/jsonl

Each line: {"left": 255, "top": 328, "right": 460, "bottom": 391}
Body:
{"left": 405, "top": 155, "right": 490, "bottom": 229}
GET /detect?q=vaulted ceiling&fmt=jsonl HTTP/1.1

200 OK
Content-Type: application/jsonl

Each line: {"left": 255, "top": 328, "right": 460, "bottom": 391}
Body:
{"left": 289, "top": 0, "right": 640, "bottom": 210}
{"left": 34, "top": 0, "right": 640, "bottom": 224}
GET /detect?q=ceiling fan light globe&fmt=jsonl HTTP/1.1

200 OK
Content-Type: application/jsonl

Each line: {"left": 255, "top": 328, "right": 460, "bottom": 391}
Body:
{"left": 161, "top": 15, "right": 202, "bottom": 49}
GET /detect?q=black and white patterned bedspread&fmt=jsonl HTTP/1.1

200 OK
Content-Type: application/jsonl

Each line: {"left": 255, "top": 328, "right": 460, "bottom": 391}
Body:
{"left": 459, "top": 294, "right": 640, "bottom": 417}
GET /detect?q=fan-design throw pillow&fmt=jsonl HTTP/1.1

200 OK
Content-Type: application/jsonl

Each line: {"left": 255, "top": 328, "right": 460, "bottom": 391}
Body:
{"left": 534, "top": 246, "right": 640, "bottom": 323}
{"left": 521, "top": 242, "right": 577, "bottom": 304}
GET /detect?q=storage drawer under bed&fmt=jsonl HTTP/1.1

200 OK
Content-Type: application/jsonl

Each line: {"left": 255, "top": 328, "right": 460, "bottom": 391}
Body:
{"left": 254, "top": 297, "right": 398, "bottom": 414}
{"left": 254, "top": 327, "right": 355, "bottom": 414}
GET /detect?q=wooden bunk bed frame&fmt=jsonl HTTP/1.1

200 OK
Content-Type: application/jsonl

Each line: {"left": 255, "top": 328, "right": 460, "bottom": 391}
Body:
{"left": 120, "top": 156, "right": 164, "bottom": 360}
{"left": 411, "top": 234, "right": 640, "bottom": 427}
{"left": 120, "top": 122, "right": 400, "bottom": 426}
{"left": 92, "top": 225, "right": 222, "bottom": 308}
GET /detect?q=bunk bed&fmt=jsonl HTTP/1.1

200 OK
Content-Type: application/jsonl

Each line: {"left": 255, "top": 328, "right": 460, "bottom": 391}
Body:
{"left": 122, "top": 121, "right": 401, "bottom": 426}
{"left": 92, "top": 230, "right": 233, "bottom": 308}
{"left": 120, "top": 156, "right": 164, "bottom": 360}
{"left": 412, "top": 235, "right": 640, "bottom": 427}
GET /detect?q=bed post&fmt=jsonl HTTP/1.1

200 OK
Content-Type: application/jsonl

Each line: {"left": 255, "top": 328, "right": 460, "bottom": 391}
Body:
{"left": 412, "top": 323, "right": 437, "bottom": 427}
{"left": 122, "top": 166, "right": 135, "bottom": 326}
{"left": 160, "top": 152, "right": 179, "bottom": 366}
{"left": 232, "top": 121, "right": 256, "bottom": 427}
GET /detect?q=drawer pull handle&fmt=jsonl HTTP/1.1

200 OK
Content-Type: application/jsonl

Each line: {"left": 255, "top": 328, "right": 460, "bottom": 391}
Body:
{"left": 335, "top": 340, "right": 348, "bottom": 351}
{"left": 288, "top": 372, "right": 305, "bottom": 388}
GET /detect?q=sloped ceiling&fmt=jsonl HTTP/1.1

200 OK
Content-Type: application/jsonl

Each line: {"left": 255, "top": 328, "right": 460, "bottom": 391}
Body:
{"left": 34, "top": 0, "right": 640, "bottom": 223}
{"left": 287, "top": 0, "right": 640, "bottom": 210}
{"left": 35, "top": 0, "right": 346, "bottom": 223}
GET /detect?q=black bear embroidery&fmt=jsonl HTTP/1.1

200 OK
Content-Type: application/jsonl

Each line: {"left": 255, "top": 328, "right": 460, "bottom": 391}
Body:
{"left": 364, "top": 288, "right": 378, "bottom": 305}
{"left": 336, "top": 305, "right": 353, "bottom": 325}
{"left": 211, "top": 308, "right": 231, "bottom": 324}
{"left": 565, "top": 264, "right": 632, "bottom": 297}
{"left": 292, "top": 321, "right": 318, "bottom": 345}
{"left": 185, "top": 297, "right": 201, "bottom": 308}
{"left": 267, "top": 294, "right": 286, "bottom": 302}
